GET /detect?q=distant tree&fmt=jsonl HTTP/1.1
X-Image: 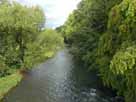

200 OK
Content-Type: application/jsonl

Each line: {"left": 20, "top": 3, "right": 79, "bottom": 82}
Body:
{"left": 62, "top": 0, "right": 121, "bottom": 67}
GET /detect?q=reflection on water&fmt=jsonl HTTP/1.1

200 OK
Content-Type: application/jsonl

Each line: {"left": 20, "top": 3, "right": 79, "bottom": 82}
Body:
{"left": 3, "top": 49, "right": 114, "bottom": 102}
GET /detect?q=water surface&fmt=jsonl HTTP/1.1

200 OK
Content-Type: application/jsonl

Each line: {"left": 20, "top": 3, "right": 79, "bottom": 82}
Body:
{"left": 4, "top": 49, "right": 114, "bottom": 102}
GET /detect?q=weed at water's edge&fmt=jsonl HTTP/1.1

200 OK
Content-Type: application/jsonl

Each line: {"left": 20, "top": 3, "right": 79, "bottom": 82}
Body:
{"left": 0, "top": 72, "right": 23, "bottom": 101}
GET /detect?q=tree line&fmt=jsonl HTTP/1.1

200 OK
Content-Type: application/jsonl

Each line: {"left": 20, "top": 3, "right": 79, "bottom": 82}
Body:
{"left": 0, "top": 1, "right": 63, "bottom": 77}
{"left": 58, "top": 0, "right": 136, "bottom": 102}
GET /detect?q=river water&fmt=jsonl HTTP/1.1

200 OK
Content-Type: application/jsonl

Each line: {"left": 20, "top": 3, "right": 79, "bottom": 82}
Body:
{"left": 3, "top": 49, "right": 114, "bottom": 102}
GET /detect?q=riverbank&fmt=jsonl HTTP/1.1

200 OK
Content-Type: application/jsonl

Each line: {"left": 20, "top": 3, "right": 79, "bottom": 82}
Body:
{"left": 0, "top": 72, "right": 22, "bottom": 101}
{"left": 0, "top": 51, "right": 57, "bottom": 102}
{"left": 3, "top": 50, "right": 117, "bottom": 102}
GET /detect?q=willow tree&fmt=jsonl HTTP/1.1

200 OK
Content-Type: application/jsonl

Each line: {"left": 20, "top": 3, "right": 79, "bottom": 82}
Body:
{"left": 98, "top": 0, "right": 136, "bottom": 101}
{"left": 0, "top": 1, "right": 45, "bottom": 75}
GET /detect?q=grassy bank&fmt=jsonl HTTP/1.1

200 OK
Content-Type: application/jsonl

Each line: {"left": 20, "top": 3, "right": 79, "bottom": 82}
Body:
{"left": 0, "top": 72, "right": 22, "bottom": 101}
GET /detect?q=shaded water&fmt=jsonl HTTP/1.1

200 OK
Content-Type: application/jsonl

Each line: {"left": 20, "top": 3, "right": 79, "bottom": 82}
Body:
{"left": 3, "top": 49, "right": 114, "bottom": 102}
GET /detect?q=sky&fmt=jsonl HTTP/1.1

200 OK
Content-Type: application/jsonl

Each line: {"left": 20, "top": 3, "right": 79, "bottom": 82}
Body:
{"left": 13, "top": 0, "right": 81, "bottom": 28}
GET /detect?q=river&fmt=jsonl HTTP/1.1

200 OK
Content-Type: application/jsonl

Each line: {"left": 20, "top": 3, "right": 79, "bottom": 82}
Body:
{"left": 3, "top": 49, "right": 115, "bottom": 102}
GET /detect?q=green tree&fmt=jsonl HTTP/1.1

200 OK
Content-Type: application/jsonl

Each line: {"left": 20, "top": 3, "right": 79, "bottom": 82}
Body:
{"left": 0, "top": 1, "right": 63, "bottom": 76}
{"left": 62, "top": 0, "right": 121, "bottom": 68}
{"left": 98, "top": 0, "right": 136, "bottom": 101}
{"left": 0, "top": 2, "right": 44, "bottom": 67}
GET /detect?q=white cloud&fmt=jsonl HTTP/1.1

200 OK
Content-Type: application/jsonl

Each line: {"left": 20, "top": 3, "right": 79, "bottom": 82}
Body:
{"left": 13, "top": 0, "right": 81, "bottom": 28}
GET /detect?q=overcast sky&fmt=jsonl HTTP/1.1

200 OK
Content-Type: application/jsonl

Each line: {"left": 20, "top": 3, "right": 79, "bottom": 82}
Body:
{"left": 13, "top": 0, "right": 81, "bottom": 28}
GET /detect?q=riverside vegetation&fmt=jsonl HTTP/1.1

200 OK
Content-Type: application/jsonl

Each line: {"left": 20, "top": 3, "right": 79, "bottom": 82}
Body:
{"left": 0, "top": 0, "right": 63, "bottom": 100}
{"left": 1, "top": 0, "right": 136, "bottom": 102}
{"left": 57, "top": 0, "right": 136, "bottom": 102}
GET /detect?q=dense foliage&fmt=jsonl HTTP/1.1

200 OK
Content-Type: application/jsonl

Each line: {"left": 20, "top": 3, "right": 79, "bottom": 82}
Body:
{"left": 61, "top": 0, "right": 136, "bottom": 102}
{"left": 98, "top": 0, "right": 136, "bottom": 101}
{"left": 60, "top": 0, "right": 121, "bottom": 68}
{"left": 0, "top": 1, "right": 63, "bottom": 77}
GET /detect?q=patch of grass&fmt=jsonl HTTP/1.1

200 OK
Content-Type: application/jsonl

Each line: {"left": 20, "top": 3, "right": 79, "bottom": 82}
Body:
{"left": 0, "top": 72, "right": 22, "bottom": 101}
{"left": 44, "top": 51, "right": 55, "bottom": 58}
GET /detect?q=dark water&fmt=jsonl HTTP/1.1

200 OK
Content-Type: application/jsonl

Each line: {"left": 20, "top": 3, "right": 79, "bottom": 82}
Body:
{"left": 3, "top": 49, "right": 114, "bottom": 102}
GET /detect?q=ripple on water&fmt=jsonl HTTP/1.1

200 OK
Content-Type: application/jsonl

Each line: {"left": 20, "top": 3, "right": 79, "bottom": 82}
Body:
{"left": 4, "top": 49, "right": 114, "bottom": 102}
